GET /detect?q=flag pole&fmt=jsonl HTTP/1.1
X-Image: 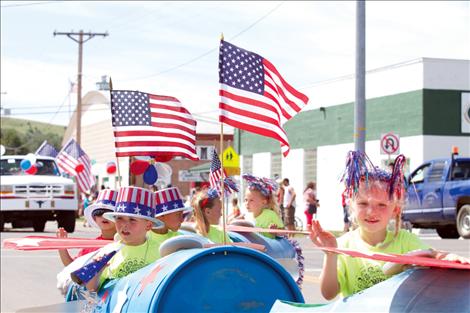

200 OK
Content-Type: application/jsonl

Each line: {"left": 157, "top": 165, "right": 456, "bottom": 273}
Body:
{"left": 109, "top": 77, "right": 122, "bottom": 188}
{"left": 219, "top": 33, "right": 227, "bottom": 245}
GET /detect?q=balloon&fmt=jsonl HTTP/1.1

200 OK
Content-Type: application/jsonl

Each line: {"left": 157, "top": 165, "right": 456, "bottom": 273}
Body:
{"left": 20, "top": 159, "right": 32, "bottom": 170}
{"left": 154, "top": 155, "right": 173, "bottom": 163}
{"left": 130, "top": 160, "right": 149, "bottom": 175}
{"left": 0, "top": 145, "right": 5, "bottom": 156}
{"left": 143, "top": 164, "right": 158, "bottom": 185}
{"left": 106, "top": 162, "right": 117, "bottom": 174}
{"left": 155, "top": 162, "right": 172, "bottom": 180}
{"left": 25, "top": 165, "right": 37, "bottom": 175}
{"left": 75, "top": 164, "right": 85, "bottom": 173}
{"left": 25, "top": 153, "right": 36, "bottom": 165}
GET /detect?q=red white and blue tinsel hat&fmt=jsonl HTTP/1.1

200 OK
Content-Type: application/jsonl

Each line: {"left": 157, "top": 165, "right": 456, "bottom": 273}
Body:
{"left": 242, "top": 174, "right": 279, "bottom": 197}
{"left": 84, "top": 189, "right": 118, "bottom": 228}
{"left": 341, "top": 150, "right": 406, "bottom": 201}
{"left": 155, "top": 187, "right": 193, "bottom": 217}
{"left": 103, "top": 186, "right": 164, "bottom": 228}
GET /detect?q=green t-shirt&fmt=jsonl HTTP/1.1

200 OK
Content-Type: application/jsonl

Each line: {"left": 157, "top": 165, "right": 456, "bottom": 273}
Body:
{"left": 206, "top": 225, "right": 232, "bottom": 244}
{"left": 148, "top": 230, "right": 181, "bottom": 258}
{"left": 255, "top": 208, "right": 284, "bottom": 239}
{"left": 337, "top": 229, "right": 431, "bottom": 297}
{"left": 99, "top": 236, "right": 162, "bottom": 288}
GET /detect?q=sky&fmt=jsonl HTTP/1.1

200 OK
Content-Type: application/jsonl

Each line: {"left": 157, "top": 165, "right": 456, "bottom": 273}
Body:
{"left": 1, "top": 1, "right": 469, "bottom": 129}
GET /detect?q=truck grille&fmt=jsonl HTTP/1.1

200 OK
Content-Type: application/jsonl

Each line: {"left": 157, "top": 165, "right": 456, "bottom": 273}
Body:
{"left": 14, "top": 185, "right": 63, "bottom": 196}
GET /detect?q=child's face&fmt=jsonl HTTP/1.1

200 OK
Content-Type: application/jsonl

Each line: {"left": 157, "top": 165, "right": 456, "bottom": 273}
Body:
{"left": 244, "top": 189, "right": 266, "bottom": 217}
{"left": 114, "top": 216, "right": 152, "bottom": 245}
{"left": 350, "top": 183, "right": 399, "bottom": 236}
{"left": 94, "top": 215, "right": 116, "bottom": 232}
{"left": 204, "top": 198, "right": 222, "bottom": 225}
{"left": 158, "top": 211, "right": 184, "bottom": 232}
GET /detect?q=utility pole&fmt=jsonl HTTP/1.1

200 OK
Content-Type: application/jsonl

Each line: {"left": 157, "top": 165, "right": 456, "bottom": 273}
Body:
{"left": 54, "top": 30, "right": 108, "bottom": 146}
{"left": 354, "top": 1, "right": 366, "bottom": 152}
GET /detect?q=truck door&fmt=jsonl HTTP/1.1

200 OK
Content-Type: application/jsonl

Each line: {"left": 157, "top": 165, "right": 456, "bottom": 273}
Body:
{"left": 420, "top": 160, "right": 447, "bottom": 220}
{"left": 405, "top": 163, "right": 431, "bottom": 221}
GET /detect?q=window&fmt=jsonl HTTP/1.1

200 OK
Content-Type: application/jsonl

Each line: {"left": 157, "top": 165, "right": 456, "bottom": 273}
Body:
{"left": 427, "top": 161, "right": 446, "bottom": 182}
{"left": 452, "top": 161, "right": 470, "bottom": 180}
{"left": 196, "top": 146, "right": 215, "bottom": 160}
{"left": 409, "top": 163, "right": 431, "bottom": 184}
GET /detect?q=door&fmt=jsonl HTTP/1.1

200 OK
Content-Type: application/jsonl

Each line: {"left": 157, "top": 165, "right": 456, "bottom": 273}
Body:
{"left": 404, "top": 163, "right": 431, "bottom": 222}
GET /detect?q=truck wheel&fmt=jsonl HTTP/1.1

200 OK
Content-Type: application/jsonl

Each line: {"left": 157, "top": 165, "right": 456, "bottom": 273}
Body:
{"left": 457, "top": 204, "right": 470, "bottom": 239}
{"left": 436, "top": 226, "right": 460, "bottom": 239}
{"left": 57, "top": 211, "right": 76, "bottom": 233}
{"left": 32, "top": 219, "right": 46, "bottom": 232}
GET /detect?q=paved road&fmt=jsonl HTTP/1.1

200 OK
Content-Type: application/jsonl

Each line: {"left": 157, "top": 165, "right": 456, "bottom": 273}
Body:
{"left": 1, "top": 222, "right": 469, "bottom": 312}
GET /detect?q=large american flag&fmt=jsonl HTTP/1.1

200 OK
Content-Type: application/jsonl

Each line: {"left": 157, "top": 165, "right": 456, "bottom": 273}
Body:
{"left": 110, "top": 90, "right": 198, "bottom": 160}
{"left": 218, "top": 40, "right": 309, "bottom": 157}
{"left": 56, "top": 138, "right": 95, "bottom": 193}
{"left": 209, "top": 149, "right": 238, "bottom": 195}
{"left": 35, "top": 140, "right": 58, "bottom": 158}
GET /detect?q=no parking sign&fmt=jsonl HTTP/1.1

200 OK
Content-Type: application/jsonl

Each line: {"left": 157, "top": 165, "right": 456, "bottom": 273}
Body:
{"left": 380, "top": 132, "right": 400, "bottom": 155}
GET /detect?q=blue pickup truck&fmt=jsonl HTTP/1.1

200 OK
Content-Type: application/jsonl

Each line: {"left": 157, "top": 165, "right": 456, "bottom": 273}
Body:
{"left": 403, "top": 154, "right": 470, "bottom": 239}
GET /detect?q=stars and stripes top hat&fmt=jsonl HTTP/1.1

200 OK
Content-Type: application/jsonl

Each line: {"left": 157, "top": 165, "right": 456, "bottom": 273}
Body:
{"left": 154, "top": 187, "right": 193, "bottom": 217}
{"left": 103, "top": 186, "right": 164, "bottom": 228}
{"left": 84, "top": 189, "right": 118, "bottom": 228}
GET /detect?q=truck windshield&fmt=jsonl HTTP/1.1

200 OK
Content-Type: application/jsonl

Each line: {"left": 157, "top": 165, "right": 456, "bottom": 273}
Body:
{"left": 0, "top": 158, "right": 60, "bottom": 176}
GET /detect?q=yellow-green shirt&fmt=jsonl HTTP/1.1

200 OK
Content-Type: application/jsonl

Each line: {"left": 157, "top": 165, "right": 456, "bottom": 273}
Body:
{"left": 255, "top": 208, "right": 284, "bottom": 239}
{"left": 337, "top": 229, "right": 431, "bottom": 297}
{"left": 147, "top": 230, "right": 181, "bottom": 258}
{"left": 206, "top": 225, "right": 232, "bottom": 244}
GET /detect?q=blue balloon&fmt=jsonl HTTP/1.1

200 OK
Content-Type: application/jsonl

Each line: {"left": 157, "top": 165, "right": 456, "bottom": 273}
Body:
{"left": 20, "top": 159, "right": 32, "bottom": 171}
{"left": 143, "top": 164, "right": 158, "bottom": 185}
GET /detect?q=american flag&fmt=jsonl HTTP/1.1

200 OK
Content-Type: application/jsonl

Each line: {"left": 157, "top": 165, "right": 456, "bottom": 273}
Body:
{"left": 110, "top": 90, "right": 198, "bottom": 160}
{"left": 35, "top": 140, "right": 58, "bottom": 158}
{"left": 56, "top": 138, "right": 95, "bottom": 193}
{"left": 218, "top": 40, "right": 309, "bottom": 157}
{"left": 209, "top": 149, "right": 238, "bottom": 195}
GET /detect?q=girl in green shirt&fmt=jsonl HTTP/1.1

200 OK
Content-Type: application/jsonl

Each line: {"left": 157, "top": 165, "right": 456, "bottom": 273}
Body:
{"left": 193, "top": 188, "right": 232, "bottom": 244}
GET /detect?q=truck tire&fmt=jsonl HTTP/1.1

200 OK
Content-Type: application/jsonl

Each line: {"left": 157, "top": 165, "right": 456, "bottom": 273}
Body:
{"left": 436, "top": 226, "right": 460, "bottom": 239}
{"left": 32, "top": 218, "right": 46, "bottom": 232}
{"left": 457, "top": 204, "right": 470, "bottom": 239}
{"left": 57, "top": 211, "right": 76, "bottom": 233}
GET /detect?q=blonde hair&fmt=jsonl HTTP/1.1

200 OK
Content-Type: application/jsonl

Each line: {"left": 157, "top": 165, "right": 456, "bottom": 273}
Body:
{"left": 248, "top": 187, "right": 281, "bottom": 216}
{"left": 192, "top": 190, "right": 218, "bottom": 236}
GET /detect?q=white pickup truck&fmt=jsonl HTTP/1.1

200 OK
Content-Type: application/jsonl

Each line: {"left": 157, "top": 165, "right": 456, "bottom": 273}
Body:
{"left": 0, "top": 155, "right": 78, "bottom": 232}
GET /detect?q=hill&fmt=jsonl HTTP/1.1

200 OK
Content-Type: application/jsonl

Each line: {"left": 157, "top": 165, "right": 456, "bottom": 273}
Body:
{"left": 0, "top": 117, "right": 66, "bottom": 154}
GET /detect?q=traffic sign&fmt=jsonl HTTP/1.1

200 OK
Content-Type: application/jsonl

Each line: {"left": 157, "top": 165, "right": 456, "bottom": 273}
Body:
{"left": 222, "top": 146, "right": 239, "bottom": 168}
{"left": 380, "top": 132, "right": 400, "bottom": 155}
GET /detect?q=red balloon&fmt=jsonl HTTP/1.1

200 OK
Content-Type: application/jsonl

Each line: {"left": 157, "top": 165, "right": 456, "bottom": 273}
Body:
{"left": 25, "top": 165, "right": 38, "bottom": 175}
{"left": 106, "top": 162, "right": 117, "bottom": 174}
{"left": 130, "top": 160, "right": 149, "bottom": 175}
{"left": 154, "top": 155, "right": 173, "bottom": 163}
{"left": 75, "top": 164, "right": 85, "bottom": 173}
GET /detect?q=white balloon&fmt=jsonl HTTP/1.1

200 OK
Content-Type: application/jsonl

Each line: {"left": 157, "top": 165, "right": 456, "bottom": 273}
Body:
{"left": 0, "top": 145, "right": 5, "bottom": 156}
{"left": 155, "top": 162, "right": 172, "bottom": 180}
{"left": 26, "top": 153, "right": 37, "bottom": 164}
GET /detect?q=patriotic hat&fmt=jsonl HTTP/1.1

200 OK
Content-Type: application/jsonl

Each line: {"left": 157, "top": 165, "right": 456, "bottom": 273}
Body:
{"left": 242, "top": 174, "right": 279, "bottom": 197}
{"left": 103, "top": 186, "right": 164, "bottom": 228}
{"left": 84, "top": 189, "right": 118, "bottom": 228}
{"left": 154, "top": 187, "right": 193, "bottom": 217}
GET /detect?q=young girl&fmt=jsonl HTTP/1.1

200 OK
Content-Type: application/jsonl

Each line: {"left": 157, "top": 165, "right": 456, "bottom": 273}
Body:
{"left": 56, "top": 189, "right": 118, "bottom": 266}
{"left": 310, "top": 151, "right": 470, "bottom": 300}
{"left": 150, "top": 186, "right": 193, "bottom": 254}
{"left": 242, "top": 174, "right": 284, "bottom": 239}
{"left": 193, "top": 188, "right": 232, "bottom": 244}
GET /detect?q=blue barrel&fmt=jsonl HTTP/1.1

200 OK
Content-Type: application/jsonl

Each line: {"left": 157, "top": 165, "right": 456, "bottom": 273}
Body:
{"left": 97, "top": 246, "right": 304, "bottom": 313}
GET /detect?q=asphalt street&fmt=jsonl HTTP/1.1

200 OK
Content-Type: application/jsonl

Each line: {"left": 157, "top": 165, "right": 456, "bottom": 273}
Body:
{"left": 1, "top": 222, "right": 469, "bottom": 313}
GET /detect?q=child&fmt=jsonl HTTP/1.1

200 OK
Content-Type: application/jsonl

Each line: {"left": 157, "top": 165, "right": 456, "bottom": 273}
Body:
{"left": 56, "top": 189, "right": 118, "bottom": 266}
{"left": 242, "top": 174, "right": 284, "bottom": 239}
{"left": 149, "top": 186, "right": 193, "bottom": 251}
{"left": 228, "top": 197, "right": 244, "bottom": 223}
{"left": 310, "top": 151, "right": 470, "bottom": 300}
{"left": 193, "top": 188, "right": 232, "bottom": 244}
{"left": 85, "top": 186, "right": 164, "bottom": 291}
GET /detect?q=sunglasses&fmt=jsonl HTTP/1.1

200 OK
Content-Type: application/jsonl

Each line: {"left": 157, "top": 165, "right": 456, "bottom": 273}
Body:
{"left": 92, "top": 208, "right": 112, "bottom": 217}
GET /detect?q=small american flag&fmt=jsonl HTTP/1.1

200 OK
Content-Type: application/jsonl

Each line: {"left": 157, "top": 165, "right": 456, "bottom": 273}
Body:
{"left": 110, "top": 90, "right": 198, "bottom": 160}
{"left": 218, "top": 40, "right": 309, "bottom": 157}
{"left": 35, "top": 140, "right": 58, "bottom": 158}
{"left": 209, "top": 150, "right": 238, "bottom": 195}
{"left": 56, "top": 138, "right": 95, "bottom": 194}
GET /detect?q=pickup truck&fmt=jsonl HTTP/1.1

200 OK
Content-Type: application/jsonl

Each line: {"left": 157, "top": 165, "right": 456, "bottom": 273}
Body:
{"left": 0, "top": 155, "right": 78, "bottom": 232}
{"left": 403, "top": 154, "right": 470, "bottom": 239}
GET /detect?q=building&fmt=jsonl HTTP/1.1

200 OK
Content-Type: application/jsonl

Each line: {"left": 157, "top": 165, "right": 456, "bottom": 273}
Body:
{"left": 62, "top": 90, "right": 233, "bottom": 197}
{"left": 235, "top": 58, "right": 470, "bottom": 230}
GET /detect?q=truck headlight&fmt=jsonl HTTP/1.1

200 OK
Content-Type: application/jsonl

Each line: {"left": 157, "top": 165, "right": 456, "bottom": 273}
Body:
{"left": 0, "top": 185, "right": 13, "bottom": 193}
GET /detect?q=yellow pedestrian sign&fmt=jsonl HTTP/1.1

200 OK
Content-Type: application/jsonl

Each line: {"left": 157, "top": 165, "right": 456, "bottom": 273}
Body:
{"left": 222, "top": 146, "right": 240, "bottom": 176}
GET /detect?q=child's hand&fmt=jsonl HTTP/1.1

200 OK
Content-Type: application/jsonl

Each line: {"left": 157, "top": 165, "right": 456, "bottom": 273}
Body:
{"left": 310, "top": 220, "right": 337, "bottom": 249}
{"left": 440, "top": 253, "right": 470, "bottom": 265}
{"left": 269, "top": 223, "right": 284, "bottom": 237}
{"left": 56, "top": 227, "right": 68, "bottom": 239}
